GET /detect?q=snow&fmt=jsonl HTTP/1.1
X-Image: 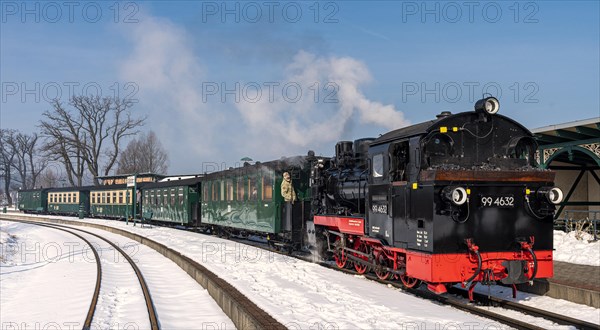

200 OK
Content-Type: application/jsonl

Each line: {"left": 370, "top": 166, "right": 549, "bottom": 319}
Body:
{"left": 4, "top": 214, "right": 600, "bottom": 329}
{"left": 553, "top": 230, "right": 600, "bottom": 266}
{"left": 464, "top": 284, "right": 600, "bottom": 327}
{"left": 3, "top": 216, "right": 499, "bottom": 328}
{"left": 0, "top": 220, "right": 235, "bottom": 329}
{"left": 1, "top": 221, "right": 96, "bottom": 328}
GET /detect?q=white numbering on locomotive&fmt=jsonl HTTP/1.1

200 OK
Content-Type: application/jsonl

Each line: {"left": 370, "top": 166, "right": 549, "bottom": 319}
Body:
{"left": 480, "top": 195, "right": 514, "bottom": 208}
{"left": 372, "top": 204, "right": 388, "bottom": 214}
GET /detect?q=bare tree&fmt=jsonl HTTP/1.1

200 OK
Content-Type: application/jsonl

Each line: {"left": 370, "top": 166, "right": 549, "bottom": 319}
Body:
{"left": 117, "top": 131, "right": 169, "bottom": 175}
{"left": 0, "top": 129, "right": 17, "bottom": 205}
{"left": 8, "top": 132, "right": 47, "bottom": 189}
{"left": 37, "top": 166, "right": 60, "bottom": 188}
{"left": 39, "top": 95, "right": 146, "bottom": 186}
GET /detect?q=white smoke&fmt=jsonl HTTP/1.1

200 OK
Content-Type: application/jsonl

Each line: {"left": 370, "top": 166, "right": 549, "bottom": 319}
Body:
{"left": 119, "top": 14, "right": 409, "bottom": 172}
{"left": 235, "top": 51, "right": 410, "bottom": 155}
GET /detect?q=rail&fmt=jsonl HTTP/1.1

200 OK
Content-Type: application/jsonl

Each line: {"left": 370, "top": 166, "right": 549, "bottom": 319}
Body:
{"left": 3, "top": 218, "right": 159, "bottom": 330}
{"left": 3, "top": 220, "right": 103, "bottom": 330}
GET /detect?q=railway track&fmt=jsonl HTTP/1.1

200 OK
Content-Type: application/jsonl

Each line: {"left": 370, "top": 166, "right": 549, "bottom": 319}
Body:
{"left": 310, "top": 256, "right": 600, "bottom": 330}
{"left": 5, "top": 215, "right": 598, "bottom": 329}
{"left": 2, "top": 218, "right": 160, "bottom": 330}
{"left": 449, "top": 286, "right": 600, "bottom": 330}
{"left": 228, "top": 236, "right": 599, "bottom": 330}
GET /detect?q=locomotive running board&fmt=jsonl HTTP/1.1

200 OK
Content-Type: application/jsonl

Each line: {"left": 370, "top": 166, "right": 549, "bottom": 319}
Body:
{"left": 314, "top": 215, "right": 365, "bottom": 235}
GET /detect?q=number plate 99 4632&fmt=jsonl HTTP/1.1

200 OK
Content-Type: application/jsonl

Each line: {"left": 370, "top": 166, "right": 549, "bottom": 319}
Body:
{"left": 480, "top": 195, "right": 515, "bottom": 208}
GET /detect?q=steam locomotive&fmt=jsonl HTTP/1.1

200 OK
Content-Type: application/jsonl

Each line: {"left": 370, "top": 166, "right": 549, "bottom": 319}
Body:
{"left": 307, "top": 96, "right": 561, "bottom": 299}
{"left": 18, "top": 97, "right": 561, "bottom": 299}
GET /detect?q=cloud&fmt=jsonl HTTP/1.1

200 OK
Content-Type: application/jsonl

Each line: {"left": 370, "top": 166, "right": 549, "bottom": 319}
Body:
{"left": 119, "top": 14, "right": 409, "bottom": 172}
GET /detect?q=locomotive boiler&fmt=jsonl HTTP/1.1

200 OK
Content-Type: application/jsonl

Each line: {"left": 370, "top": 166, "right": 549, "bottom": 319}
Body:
{"left": 310, "top": 97, "right": 562, "bottom": 299}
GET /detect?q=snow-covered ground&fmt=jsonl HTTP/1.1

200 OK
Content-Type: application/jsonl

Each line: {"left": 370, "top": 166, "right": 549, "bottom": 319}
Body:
{"left": 553, "top": 230, "right": 600, "bottom": 266}
{"left": 3, "top": 214, "right": 599, "bottom": 329}
{"left": 0, "top": 220, "right": 235, "bottom": 329}
{"left": 2, "top": 216, "right": 500, "bottom": 329}
{"left": 1, "top": 221, "right": 96, "bottom": 328}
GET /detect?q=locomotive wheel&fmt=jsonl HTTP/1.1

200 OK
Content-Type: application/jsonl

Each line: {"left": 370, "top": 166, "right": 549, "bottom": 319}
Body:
{"left": 374, "top": 250, "right": 391, "bottom": 280}
{"left": 334, "top": 237, "right": 348, "bottom": 269}
{"left": 353, "top": 242, "right": 370, "bottom": 274}
{"left": 400, "top": 274, "right": 421, "bottom": 288}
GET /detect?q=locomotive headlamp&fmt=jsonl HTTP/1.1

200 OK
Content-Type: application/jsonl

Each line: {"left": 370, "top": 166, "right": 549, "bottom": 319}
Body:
{"left": 474, "top": 96, "right": 500, "bottom": 115}
{"left": 442, "top": 186, "right": 468, "bottom": 206}
{"left": 537, "top": 186, "right": 564, "bottom": 204}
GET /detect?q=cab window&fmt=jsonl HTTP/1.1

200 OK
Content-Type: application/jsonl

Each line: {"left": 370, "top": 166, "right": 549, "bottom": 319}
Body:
{"left": 372, "top": 154, "right": 384, "bottom": 178}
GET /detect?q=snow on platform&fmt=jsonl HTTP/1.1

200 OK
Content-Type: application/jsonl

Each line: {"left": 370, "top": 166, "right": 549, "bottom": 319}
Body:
{"left": 553, "top": 230, "right": 600, "bottom": 266}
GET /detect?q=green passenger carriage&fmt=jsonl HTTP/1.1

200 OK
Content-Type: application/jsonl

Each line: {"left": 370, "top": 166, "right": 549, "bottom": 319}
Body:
{"left": 47, "top": 187, "right": 90, "bottom": 216}
{"left": 18, "top": 189, "right": 48, "bottom": 213}
{"left": 141, "top": 177, "right": 202, "bottom": 225}
{"left": 89, "top": 184, "right": 133, "bottom": 219}
{"left": 200, "top": 158, "right": 311, "bottom": 247}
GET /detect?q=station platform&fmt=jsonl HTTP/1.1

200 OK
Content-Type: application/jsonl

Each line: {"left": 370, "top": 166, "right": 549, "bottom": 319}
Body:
{"left": 518, "top": 260, "right": 600, "bottom": 308}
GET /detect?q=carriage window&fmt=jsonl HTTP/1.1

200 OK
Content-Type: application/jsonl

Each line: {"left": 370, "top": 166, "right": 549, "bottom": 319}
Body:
{"left": 179, "top": 188, "right": 184, "bottom": 205}
{"left": 226, "top": 180, "right": 234, "bottom": 201}
{"left": 127, "top": 191, "right": 132, "bottom": 204}
{"left": 102, "top": 193, "right": 106, "bottom": 204}
{"left": 237, "top": 178, "right": 245, "bottom": 201}
{"left": 212, "top": 182, "right": 218, "bottom": 201}
{"left": 112, "top": 192, "right": 117, "bottom": 204}
{"left": 218, "top": 181, "right": 224, "bottom": 201}
{"left": 248, "top": 177, "right": 257, "bottom": 200}
{"left": 203, "top": 183, "right": 209, "bottom": 202}
{"left": 119, "top": 192, "right": 124, "bottom": 204}
{"left": 171, "top": 188, "right": 176, "bottom": 206}
{"left": 163, "top": 189, "right": 168, "bottom": 205}
{"left": 372, "top": 154, "right": 384, "bottom": 178}
{"left": 262, "top": 175, "right": 273, "bottom": 201}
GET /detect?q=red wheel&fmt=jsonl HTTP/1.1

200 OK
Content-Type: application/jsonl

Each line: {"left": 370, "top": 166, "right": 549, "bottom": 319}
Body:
{"left": 353, "top": 242, "right": 369, "bottom": 274}
{"left": 374, "top": 250, "right": 391, "bottom": 280}
{"left": 333, "top": 237, "right": 348, "bottom": 269}
{"left": 400, "top": 274, "right": 421, "bottom": 288}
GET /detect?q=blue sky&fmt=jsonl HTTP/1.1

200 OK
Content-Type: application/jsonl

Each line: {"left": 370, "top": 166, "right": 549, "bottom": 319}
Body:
{"left": 1, "top": 1, "right": 599, "bottom": 174}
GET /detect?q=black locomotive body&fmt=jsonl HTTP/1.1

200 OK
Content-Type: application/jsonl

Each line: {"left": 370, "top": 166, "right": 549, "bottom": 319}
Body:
{"left": 310, "top": 97, "right": 561, "bottom": 297}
